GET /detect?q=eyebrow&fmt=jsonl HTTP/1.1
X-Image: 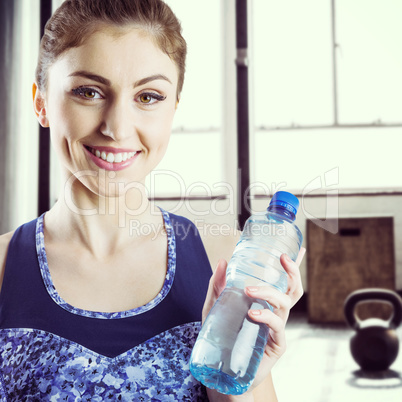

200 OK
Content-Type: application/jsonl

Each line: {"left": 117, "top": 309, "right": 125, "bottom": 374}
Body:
{"left": 134, "top": 74, "right": 172, "bottom": 87}
{"left": 69, "top": 71, "right": 111, "bottom": 86}
{"left": 68, "top": 71, "right": 172, "bottom": 87}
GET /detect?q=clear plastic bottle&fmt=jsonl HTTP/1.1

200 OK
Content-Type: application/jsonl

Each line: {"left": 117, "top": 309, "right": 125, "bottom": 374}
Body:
{"left": 189, "top": 191, "right": 303, "bottom": 395}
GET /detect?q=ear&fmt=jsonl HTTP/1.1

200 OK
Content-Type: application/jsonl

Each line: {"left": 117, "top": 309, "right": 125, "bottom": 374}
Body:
{"left": 32, "top": 82, "right": 49, "bottom": 128}
{"left": 175, "top": 98, "right": 180, "bottom": 110}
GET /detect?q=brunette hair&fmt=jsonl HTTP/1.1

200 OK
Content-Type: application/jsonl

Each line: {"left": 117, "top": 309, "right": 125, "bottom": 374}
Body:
{"left": 35, "top": 0, "right": 186, "bottom": 98}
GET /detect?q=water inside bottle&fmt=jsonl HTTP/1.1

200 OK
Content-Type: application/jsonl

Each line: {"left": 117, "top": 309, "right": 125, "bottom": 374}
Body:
{"left": 189, "top": 288, "right": 269, "bottom": 395}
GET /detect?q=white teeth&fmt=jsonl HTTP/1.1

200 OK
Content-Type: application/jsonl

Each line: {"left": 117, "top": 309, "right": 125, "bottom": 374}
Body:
{"left": 106, "top": 153, "right": 114, "bottom": 163}
{"left": 89, "top": 147, "right": 137, "bottom": 163}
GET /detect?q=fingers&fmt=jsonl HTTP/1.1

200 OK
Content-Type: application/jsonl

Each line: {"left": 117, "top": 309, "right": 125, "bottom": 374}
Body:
{"left": 296, "top": 247, "right": 306, "bottom": 266}
{"left": 245, "top": 286, "right": 289, "bottom": 353}
{"left": 245, "top": 286, "right": 291, "bottom": 323}
{"left": 201, "top": 259, "right": 227, "bottom": 322}
{"left": 211, "top": 259, "right": 227, "bottom": 296}
{"left": 249, "top": 308, "right": 287, "bottom": 350}
{"left": 280, "top": 247, "right": 306, "bottom": 306}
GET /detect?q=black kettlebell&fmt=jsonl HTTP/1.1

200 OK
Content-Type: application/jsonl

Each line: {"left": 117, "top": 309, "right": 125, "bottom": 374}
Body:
{"left": 344, "top": 288, "right": 402, "bottom": 371}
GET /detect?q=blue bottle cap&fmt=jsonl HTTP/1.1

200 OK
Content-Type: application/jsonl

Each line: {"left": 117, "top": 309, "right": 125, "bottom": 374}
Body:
{"left": 269, "top": 191, "right": 300, "bottom": 215}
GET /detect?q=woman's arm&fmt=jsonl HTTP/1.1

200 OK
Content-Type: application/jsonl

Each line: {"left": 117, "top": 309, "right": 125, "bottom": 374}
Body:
{"left": 198, "top": 222, "right": 240, "bottom": 271}
{"left": 205, "top": 375, "right": 277, "bottom": 401}
{"left": 0, "top": 231, "right": 14, "bottom": 292}
{"left": 252, "top": 373, "right": 277, "bottom": 401}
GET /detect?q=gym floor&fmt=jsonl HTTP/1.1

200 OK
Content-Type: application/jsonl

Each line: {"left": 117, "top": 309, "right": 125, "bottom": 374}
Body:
{"left": 272, "top": 313, "right": 402, "bottom": 402}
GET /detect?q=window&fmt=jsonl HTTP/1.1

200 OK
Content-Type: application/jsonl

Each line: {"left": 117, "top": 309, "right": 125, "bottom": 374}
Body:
{"left": 9, "top": 0, "right": 40, "bottom": 228}
{"left": 148, "top": 0, "right": 226, "bottom": 197}
{"left": 251, "top": 0, "right": 402, "bottom": 193}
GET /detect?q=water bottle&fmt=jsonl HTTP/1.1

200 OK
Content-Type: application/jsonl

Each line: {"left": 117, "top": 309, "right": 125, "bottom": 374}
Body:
{"left": 189, "top": 191, "right": 303, "bottom": 395}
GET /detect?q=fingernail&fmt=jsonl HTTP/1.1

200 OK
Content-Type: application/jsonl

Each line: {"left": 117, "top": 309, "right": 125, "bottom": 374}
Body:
{"left": 284, "top": 254, "right": 292, "bottom": 263}
{"left": 250, "top": 309, "right": 261, "bottom": 316}
{"left": 247, "top": 286, "right": 258, "bottom": 293}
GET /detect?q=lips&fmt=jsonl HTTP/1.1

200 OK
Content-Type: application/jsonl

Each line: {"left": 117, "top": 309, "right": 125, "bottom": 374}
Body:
{"left": 86, "top": 145, "right": 137, "bottom": 163}
{"left": 84, "top": 145, "right": 140, "bottom": 171}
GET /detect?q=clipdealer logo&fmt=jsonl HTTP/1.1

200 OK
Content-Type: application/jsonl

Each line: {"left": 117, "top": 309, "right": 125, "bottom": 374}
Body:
{"left": 62, "top": 167, "right": 340, "bottom": 235}
{"left": 301, "top": 167, "right": 339, "bottom": 234}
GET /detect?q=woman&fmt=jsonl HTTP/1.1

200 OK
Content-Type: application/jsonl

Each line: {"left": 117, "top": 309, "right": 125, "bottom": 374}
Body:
{"left": 0, "top": 0, "right": 305, "bottom": 400}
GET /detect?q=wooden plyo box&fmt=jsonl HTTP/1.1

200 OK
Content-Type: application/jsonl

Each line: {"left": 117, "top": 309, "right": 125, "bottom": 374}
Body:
{"left": 307, "top": 217, "right": 395, "bottom": 323}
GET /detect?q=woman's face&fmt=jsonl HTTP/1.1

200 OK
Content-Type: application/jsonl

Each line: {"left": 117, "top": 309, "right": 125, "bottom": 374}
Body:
{"left": 35, "top": 26, "right": 179, "bottom": 198}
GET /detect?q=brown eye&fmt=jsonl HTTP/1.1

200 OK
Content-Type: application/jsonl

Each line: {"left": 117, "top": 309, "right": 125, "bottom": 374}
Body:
{"left": 137, "top": 92, "right": 166, "bottom": 105}
{"left": 84, "top": 90, "right": 96, "bottom": 99}
{"left": 72, "top": 87, "right": 101, "bottom": 100}
{"left": 139, "top": 94, "right": 152, "bottom": 104}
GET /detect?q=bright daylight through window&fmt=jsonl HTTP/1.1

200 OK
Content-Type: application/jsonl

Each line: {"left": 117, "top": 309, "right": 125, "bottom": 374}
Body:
{"left": 252, "top": 0, "right": 402, "bottom": 193}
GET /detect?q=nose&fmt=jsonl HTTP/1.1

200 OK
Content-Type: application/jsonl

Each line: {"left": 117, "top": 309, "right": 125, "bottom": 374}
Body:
{"left": 99, "top": 97, "right": 135, "bottom": 142}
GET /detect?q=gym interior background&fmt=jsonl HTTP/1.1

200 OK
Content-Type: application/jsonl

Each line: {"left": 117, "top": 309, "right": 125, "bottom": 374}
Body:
{"left": 1, "top": 1, "right": 401, "bottom": 401}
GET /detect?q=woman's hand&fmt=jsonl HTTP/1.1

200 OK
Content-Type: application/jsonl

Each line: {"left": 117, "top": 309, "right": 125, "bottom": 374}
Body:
{"left": 202, "top": 248, "right": 306, "bottom": 400}
{"left": 243, "top": 248, "right": 305, "bottom": 388}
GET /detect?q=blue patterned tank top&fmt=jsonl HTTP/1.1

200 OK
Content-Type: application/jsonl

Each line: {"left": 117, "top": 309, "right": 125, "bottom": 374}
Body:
{"left": 0, "top": 210, "right": 211, "bottom": 401}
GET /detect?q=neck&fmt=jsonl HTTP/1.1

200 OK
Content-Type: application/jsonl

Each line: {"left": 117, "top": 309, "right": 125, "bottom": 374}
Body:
{"left": 44, "top": 170, "right": 162, "bottom": 257}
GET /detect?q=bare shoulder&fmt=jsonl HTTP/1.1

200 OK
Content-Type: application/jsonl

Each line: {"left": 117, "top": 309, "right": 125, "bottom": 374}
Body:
{"left": 0, "top": 231, "right": 14, "bottom": 259}
{"left": 0, "top": 231, "right": 14, "bottom": 290}
{"left": 196, "top": 221, "right": 240, "bottom": 271}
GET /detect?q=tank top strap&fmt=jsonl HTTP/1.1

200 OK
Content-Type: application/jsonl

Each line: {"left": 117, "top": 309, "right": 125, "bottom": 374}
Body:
{"left": 0, "top": 217, "right": 44, "bottom": 325}
{"left": 167, "top": 212, "right": 212, "bottom": 315}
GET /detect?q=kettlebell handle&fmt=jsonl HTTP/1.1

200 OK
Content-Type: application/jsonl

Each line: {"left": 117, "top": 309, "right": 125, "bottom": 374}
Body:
{"left": 344, "top": 288, "right": 402, "bottom": 329}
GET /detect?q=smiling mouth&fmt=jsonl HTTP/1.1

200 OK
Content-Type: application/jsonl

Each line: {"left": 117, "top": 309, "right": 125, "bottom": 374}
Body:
{"left": 85, "top": 145, "right": 138, "bottom": 164}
